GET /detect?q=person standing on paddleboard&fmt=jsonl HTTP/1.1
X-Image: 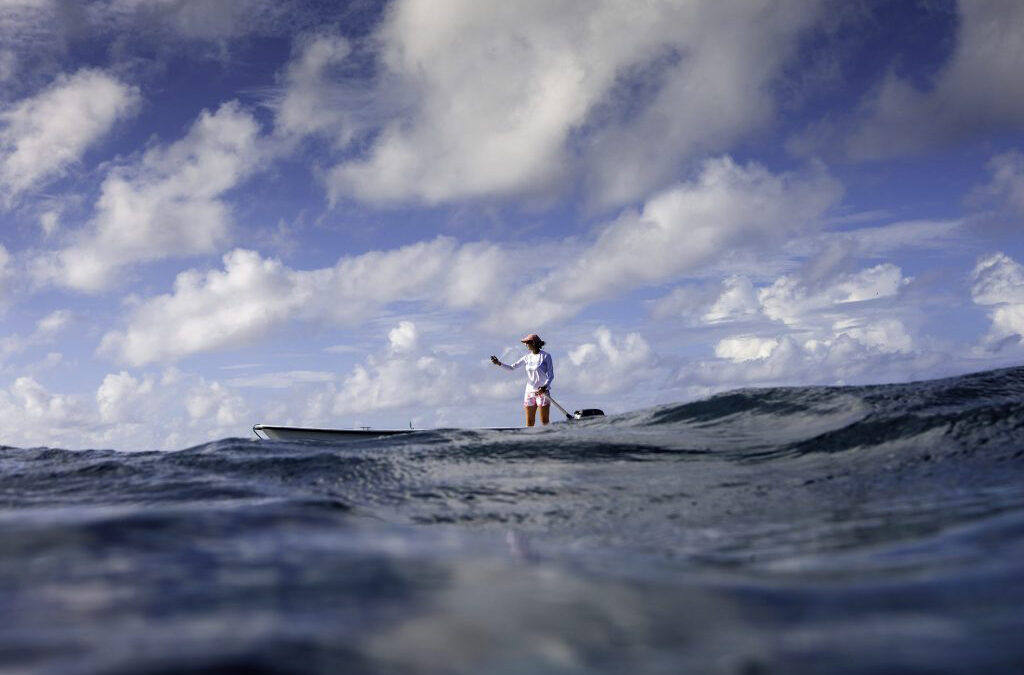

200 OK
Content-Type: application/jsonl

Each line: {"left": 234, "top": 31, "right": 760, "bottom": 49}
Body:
{"left": 490, "top": 334, "right": 554, "bottom": 427}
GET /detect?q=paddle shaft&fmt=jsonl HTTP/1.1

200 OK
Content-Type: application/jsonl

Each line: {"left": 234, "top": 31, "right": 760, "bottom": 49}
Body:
{"left": 546, "top": 393, "right": 573, "bottom": 420}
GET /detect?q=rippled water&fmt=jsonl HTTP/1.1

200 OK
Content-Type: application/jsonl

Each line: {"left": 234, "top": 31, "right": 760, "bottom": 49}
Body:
{"left": 2, "top": 366, "right": 1024, "bottom": 673}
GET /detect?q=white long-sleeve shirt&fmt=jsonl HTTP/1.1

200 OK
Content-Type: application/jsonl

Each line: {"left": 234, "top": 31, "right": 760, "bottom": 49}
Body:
{"left": 501, "top": 350, "right": 554, "bottom": 392}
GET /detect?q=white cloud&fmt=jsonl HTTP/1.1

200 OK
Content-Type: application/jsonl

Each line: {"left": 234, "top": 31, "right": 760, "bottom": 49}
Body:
{"left": 715, "top": 336, "right": 780, "bottom": 363}
{"left": 0, "top": 376, "right": 93, "bottom": 447}
{"left": 650, "top": 283, "right": 721, "bottom": 322}
{"left": 272, "top": 0, "right": 823, "bottom": 208}
{"left": 704, "top": 277, "right": 761, "bottom": 323}
{"left": 38, "top": 209, "right": 60, "bottom": 237}
{"left": 273, "top": 32, "right": 356, "bottom": 143}
{"left": 497, "top": 157, "right": 841, "bottom": 327}
{"left": 831, "top": 317, "right": 913, "bottom": 354}
{"left": 330, "top": 321, "right": 480, "bottom": 417}
{"left": 234, "top": 321, "right": 520, "bottom": 429}
{"left": 564, "top": 327, "right": 656, "bottom": 395}
{"left": 661, "top": 255, "right": 920, "bottom": 390}
{"left": 970, "top": 252, "right": 1024, "bottom": 305}
{"left": 185, "top": 380, "right": 248, "bottom": 429}
{"left": 972, "top": 151, "right": 1024, "bottom": 220}
{"left": 97, "top": 370, "right": 155, "bottom": 423}
{"left": 653, "top": 276, "right": 760, "bottom": 323}
{"left": 688, "top": 332, "right": 943, "bottom": 391}
{"left": 35, "top": 309, "right": 72, "bottom": 335}
{"left": 0, "top": 366, "right": 257, "bottom": 450}
{"left": 567, "top": 158, "right": 839, "bottom": 301}
{"left": 0, "top": 68, "right": 140, "bottom": 203}
{"left": 98, "top": 238, "right": 510, "bottom": 367}
{"left": 388, "top": 320, "right": 419, "bottom": 354}
{"left": 34, "top": 101, "right": 263, "bottom": 292}
{"left": 98, "top": 248, "right": 319, "bottom": 366}
{"left": 735, "top": 263, "right": 913, "bottom": 355}
{"left": 759, "top": 263, "right": 907, "bottom": 326}
{"left": 971, "top": 252, "right": 1024, "bottom": 346}
{"left": 97, "top": 158, "right": 843, "bottom": 367}
{"left": 333, "top": 352, "right": 460, "bottom": 416}
{"left": 842, "top": 1, "right": 1024, "bottom": 159}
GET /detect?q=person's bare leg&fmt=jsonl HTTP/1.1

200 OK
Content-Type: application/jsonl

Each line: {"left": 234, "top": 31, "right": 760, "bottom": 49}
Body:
{"left": 525, "top": 405, "right": 537, "bottom": 427}
{"left": 539, "top": 405, "right": 550, "bottom": 425}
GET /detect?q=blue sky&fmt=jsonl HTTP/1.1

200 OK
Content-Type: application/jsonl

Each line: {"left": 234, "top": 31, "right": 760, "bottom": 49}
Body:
{"left": 1, "top": 0, "right": 1023, "bottom": 450}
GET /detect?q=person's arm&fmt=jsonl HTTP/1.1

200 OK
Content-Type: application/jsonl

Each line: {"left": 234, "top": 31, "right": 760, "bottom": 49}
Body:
{"left": 491, "top": 355, "right": 524, "bottom": 372}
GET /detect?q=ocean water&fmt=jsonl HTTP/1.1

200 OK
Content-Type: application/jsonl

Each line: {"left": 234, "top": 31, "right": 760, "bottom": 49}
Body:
{"left": 2, "top": 367, "right": 1024, "bottom": 674}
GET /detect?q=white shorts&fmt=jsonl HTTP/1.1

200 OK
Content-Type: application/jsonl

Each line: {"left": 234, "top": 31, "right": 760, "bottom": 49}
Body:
{"left": 524, "top": 389, "right": 549, "bottom": 408}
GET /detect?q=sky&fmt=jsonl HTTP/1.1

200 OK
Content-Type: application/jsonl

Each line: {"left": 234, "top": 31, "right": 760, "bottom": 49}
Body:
{"left": 1, "top": 0, "right": 1023, "bottom": 450}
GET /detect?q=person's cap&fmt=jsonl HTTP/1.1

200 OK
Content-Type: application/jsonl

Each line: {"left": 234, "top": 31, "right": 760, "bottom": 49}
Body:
{"left": 520, "top": 333, "right": 542, "bottom": 344}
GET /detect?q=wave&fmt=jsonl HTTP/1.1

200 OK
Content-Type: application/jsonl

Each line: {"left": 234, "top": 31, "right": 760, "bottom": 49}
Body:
{"left": 599, "top": 364, "right": 1024, "bottom": 462}
{"left": 4, "top": 365, "right": 1022, "bottom": 481}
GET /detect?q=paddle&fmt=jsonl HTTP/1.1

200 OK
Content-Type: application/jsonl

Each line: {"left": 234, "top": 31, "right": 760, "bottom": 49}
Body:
{"left": 546, "top": 393, "right": 573, "bottom": 420}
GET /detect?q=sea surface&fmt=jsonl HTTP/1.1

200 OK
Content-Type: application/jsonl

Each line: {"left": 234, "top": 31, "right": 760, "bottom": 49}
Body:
{"left": 2, "top": 366, "right": 1024, "bottom": 674}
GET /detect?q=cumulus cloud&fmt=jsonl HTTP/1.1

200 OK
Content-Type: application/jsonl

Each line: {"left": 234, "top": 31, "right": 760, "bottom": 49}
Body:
{"left": 97, "top": 370, "right": 155, "bottom": 424}
{"left": 270, "top": 0, "right": 823, "bottom": 208}
{"left": 98, "top": 248, "right": 319, "bottom": 366}
{"left": 97, "top": 157, "right": 844, "bottom": 366}
{"left": 34, "top": 101, "right": 263, "bottom": 292}
{"left": 98, "top": 238, "right": 510, "bottom": 367}
{"left": 970, "top": 151, "right": 1024, "bottom": 223}
{"left": 2, "top": 366, "right": 249, "bottom": 450}
{"left": 564, "top": 327, "right": 657, "bottom": 395}
{"left": 817, "top": 1, "right": 1024, "bottom": 160}
{"left": 652, "top": 276, "right": 760, "bottom": 323}
{"left": 690, "top": 331, "right": 942, "bottom": 391}
{"left": 564, "top": 158, "right": 838, "bottom": 300}
{"left": 715, "top": 336, "right": 780, "bottom": 363}
{"left": 830, "top": 317, "right": 912, "bottom": 354}
{"left": 758, "top": 263, "right": 907, "bottom": 326}
{"left": 496, "top": 157, "right": 841, "bottom": 327}
{"left": 273, "top": 32, "right": 358, "bottom": 143}
{"left": 184, "top": 380, "right": 248, "bottom": 429}
{"left": 333, "top": 350, "right": 461, "bottom": 416}
{"left": 971, "top": 252, "right": 1024, "bottom": 347}
{"left": 654, "top": 251, "right": 920, "bottom": 391}
{"left": 0, "top": 365, "right": 256, "bottom": 450}
{"left": 0, "top": 376, "right": 93, "bottom": 447}
{"left": 712, "top": 323, "right": 913, "bottom": 366}
{"left": 733, "top": 263, "right": 913, "bottom": 356}
{"left": 229, "top": 320, "right": 521, "bottom": 429}
{"left": 312, "top": 320, "right": 517, "bottom": 423}
{"left": 0, "top": 68, "right": 140, "bottom": 203}
{"left": 970, "top": 253, "right": 1024, "bottom": 305}
{"left": 388, "top": 320, "right": 419, "bottom": 354}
